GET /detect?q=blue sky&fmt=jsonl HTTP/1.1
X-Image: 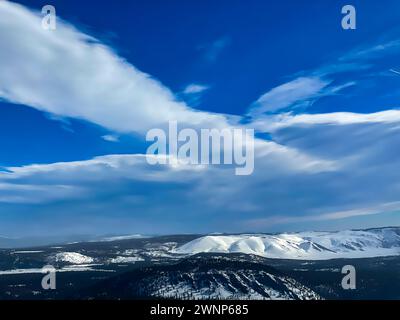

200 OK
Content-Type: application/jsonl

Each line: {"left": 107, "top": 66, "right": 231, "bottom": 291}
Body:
{"left": 1, "top": 0, "right": 400, "bottom": 237}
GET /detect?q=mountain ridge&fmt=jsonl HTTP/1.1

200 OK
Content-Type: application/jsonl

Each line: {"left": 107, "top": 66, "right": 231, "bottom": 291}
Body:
{"left": 174, "top": 227, "right": 400, "bottom": 260}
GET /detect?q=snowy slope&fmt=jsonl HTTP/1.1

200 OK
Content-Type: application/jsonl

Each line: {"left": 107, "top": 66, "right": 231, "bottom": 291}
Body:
{"left": 55, "top": 252, "right": 94, "bottom": 264}
{"left": 79, "top": 255, "right": 322, "bottom": 300}
{"left": 174, "top": 227, "right": 400, "bottom": 260}
{"left": 149, "top": 269, "right": 321, "bottom": 300}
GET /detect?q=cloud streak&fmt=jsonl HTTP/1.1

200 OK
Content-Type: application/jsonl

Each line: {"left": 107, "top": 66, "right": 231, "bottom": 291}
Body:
{"left": 248, "top": 77, "right": 329, "bottom": 115}
{"left": 251, "top": 110, "right": 400, "bottom": 132}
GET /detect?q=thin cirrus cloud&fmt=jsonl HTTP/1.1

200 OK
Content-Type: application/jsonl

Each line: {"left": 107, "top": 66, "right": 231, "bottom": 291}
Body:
{"left": 183, "top": 84, "right": 210, "bottom": 95}
{"left": 247, "top": 76, "right": 358, "bottom": 117}
{"left": 339, "top": 39, "right": 400, "bottom": 62}
{"left": 245, "top": 201, "right": 400, "bottom": 229}
{"left": 101, "top": 134, "right": 119, "bottom": 143}
{"left": 246, "top": 36, "right": 400, "bottom": 119}
{"left": 390, "top": 69, "right": 400, "bottom": 76}
{"left": 180, "top": 83, "right": 210, "bottom": 106}
{"left": 248, "top": 77, "right": 330, "bottom": 116}
{"left": 251, "top": 109, "right": 400, "bottom": 132}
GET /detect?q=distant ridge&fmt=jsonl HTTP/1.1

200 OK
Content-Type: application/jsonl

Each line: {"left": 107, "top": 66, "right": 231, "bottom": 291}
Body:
{"left": 174, "top": 227, "right": 400, "bottom": 260}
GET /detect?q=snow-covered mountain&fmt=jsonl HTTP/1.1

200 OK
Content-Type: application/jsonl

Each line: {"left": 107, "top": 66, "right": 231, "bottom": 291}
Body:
{"left": 1, "top": 230, "right": 400, "bottom": 299}
{"left": 174, "top": 227, "right": 400, "bottom": 260}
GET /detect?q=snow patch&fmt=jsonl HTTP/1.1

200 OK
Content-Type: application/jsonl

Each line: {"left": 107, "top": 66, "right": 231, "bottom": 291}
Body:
{"left": 55, "top": 252, "right": 94, "bottom": 264}
{"left": 109, "top": 256, "right": 144, "bottom": 264}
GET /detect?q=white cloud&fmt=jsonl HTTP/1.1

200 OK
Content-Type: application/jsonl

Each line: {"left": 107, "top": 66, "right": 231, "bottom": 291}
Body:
{"left": 245, "top": 201, "right": 400, "bottom": 228}
{"left": 248, "top": 77, "right": 330, "bottom": 116}
{"left": 252, "top": 110, "right": 400, "bottom": 132}
{"left": 0, "top": 1, "right": 334, "bottom": 178}
{"left": 0, "top": 114, "right": 399, "bottom": 233}
{"left": 0, "top": 1, "right": 228, "bottom": 134}
{"left": 181, "top": 83, "right": 210, "bottom": 106}
{"left": 101, "top": 134, "right": 119, "bottom": 142}
{"left": 248, "top": 76, "right": 358, "bottom": 117}
{"left": 390, "top": 69, "right": 400, "bottom": 76}
{"left": 246, "top": 38, "right": 400, "bottom": 121}
{"left": 0, "top": 137, "right": 337, "bottom": 206}
{"left": 183, "top": 84, "right": 209, "bottom": 95}
{"left": 340, "top": 39, "right": 400, "bottom": 61}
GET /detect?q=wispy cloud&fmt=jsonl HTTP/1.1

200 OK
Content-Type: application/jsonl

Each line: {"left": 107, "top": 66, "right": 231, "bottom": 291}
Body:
{"left": 248, "top": 77, "right": 329, "bottom": 116}
{"left": 340, "top": 39, "right": 400, "bottom": 62}
{"left": 390, "top": 69, "right": 400, "bottom": 76}
{"left": 251, "top": 110, "right": 400, "bottom": 132}
{"left": 183, "top": 83, "right": 210, "bottom": 95}
{"left": 0, "top": 1, "right": 228, "bottom": 135}
{"left": 248, "top": 37, "right": 400, "bottom": 122}
{"left": 101, "top": 134, "right": 119, "bottom": 142}
{"left": 180, "top": 83, "right": 210, "bottom": 106}
{"left": 199, "top": 36, "right": 231, "bottom": 62}
{"left": 245, "top": 202, "right": 400, "bottom": 228}
{"left": 247, "top": 77, "right": 356, "bottom": 117}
